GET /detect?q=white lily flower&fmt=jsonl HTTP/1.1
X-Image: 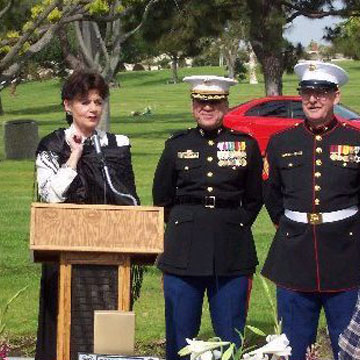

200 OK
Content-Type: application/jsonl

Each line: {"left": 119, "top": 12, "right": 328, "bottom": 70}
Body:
{"left": 242, "top": 353, "right": 269, "bottom": 360}
{"left": 244, "top": 334, "right": 291, "bottom": 360}
{"left": 178, "top": 338, "right": 230, "bottom": 360}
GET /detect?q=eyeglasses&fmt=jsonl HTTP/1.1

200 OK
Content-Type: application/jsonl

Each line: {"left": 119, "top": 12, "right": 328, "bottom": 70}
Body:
{"left": 194, "top": 99, "right": 225, "bottom": 106}
{"left": 298, "top": 88, "right": 335, "bottom": 101}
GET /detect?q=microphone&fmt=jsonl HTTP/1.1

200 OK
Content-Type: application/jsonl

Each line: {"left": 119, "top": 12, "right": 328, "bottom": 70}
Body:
{"left": 92, "top": 134, "right": 102, "bottom": 156}
{"left": 92, "top": 134, "right": 106, "bottom": 167}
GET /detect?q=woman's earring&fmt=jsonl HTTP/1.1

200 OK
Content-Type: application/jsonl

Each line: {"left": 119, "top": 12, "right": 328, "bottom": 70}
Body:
{"left": 66, "top": 110, "right": 72, "bottom": 116}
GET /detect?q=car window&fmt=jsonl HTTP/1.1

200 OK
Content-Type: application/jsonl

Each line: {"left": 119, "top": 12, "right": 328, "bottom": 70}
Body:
{"left": 290, "top": 101, "right": 306, "bottom": 120}
{"left": 335, "top": 104, "right": 360, "bottom": 120}
{"left": 245, "top": 101, "right": 289, "bottom": 118}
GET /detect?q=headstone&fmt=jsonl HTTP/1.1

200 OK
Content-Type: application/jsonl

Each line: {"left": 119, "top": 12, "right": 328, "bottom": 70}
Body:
{"left": 4, "top": 119, "right": 38, "bottom": 159}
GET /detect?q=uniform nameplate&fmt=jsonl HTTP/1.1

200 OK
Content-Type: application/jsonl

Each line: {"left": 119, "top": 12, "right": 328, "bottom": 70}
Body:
{"left": 330, "top": 145, "right": 360, "bottom": 163}
{"left": 217, "top": 141, "right": 247, "bottom": 167}
{"left": 281, "top": 151, "right": 303, "bottom": 158}
{"left": 177, "top": 150, "right": 199, "bottom": 159}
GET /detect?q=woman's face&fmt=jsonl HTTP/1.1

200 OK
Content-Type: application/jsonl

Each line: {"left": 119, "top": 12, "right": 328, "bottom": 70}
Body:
{"left": 64, "top": 89, "right": 104, "bottom": 136}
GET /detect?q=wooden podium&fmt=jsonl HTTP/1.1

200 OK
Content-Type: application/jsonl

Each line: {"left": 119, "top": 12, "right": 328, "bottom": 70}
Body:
{"left": 30, "top": 202, "right": 164, "bottom": 360}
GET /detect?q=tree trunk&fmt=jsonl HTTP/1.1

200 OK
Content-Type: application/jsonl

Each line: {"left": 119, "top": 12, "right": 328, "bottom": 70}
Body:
{"left": 248, "top": 45, "right": 258, "bottom": 84}
{"left": 98, "top": 97, "right": 110, "bottom": 132}
{"left": 171, "top": 55, "right": 179, "bottom": 83}
{"left": 226, "top": 52, "right": 236, "bottom": 79}
{"left": 225, "top": 49, "right": 237, "bottom": 79}
{"left": 219, "top": 51, "right": 224, "bottom": 67}
{"left": 58, "top": 26, "right": 83, "bottom": 70}
{"left": 0, "top": 93, "right": 3, "bottom": 115}
{"left": 82, "top": 21, "right": 98, "bottom": 61}
{"left": 246, "top": 0, "right": 286, "bottom": 96}
{"left": 262, "top": 55, "right": 283, "bottom": 95}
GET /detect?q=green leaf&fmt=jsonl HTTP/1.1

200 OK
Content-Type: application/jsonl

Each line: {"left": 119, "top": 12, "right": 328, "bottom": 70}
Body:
{"left": 0, "top": 286, "right": 29, "bottom": 337}
{"left": 246, "top": 325, "right": 266, "bottom": 337}
{"left": 221, "top": 343, "right": 235, "bottom": 360}
{"left": 47, "top": 8, "right": 62, "bottom": 23}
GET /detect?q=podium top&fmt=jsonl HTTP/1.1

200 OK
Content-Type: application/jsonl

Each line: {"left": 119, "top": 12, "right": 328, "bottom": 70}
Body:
{"left": 30, "top": 202, "right": 164, "bottom": 256}
{"left": 31, "top": 202, "right": 162, "bottom": 211}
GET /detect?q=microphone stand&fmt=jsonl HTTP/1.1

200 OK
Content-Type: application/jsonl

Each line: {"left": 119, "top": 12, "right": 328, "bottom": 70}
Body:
{"left": 92, "top": 134, "right": 138, "bottom": 206}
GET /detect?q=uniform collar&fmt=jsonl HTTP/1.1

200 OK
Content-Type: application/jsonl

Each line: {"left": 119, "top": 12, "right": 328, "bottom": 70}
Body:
{"left": 304, "top": 116, "right": 338, "bottom": 135}
{"left": 197, "top": 126, "right": 224, "bottom": 138}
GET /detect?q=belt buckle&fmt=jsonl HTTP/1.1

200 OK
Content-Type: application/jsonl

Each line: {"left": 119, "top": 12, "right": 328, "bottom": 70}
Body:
{"left": 204, "top": 196, "right": 216, "bottom": 209}
{"left": 307, "top": 212, "right": 323, "bottom": 225}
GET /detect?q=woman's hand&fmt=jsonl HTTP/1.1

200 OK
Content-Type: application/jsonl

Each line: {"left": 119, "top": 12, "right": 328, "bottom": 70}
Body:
{"left": 65, "top": 134, "right": 84, "bottom": 170}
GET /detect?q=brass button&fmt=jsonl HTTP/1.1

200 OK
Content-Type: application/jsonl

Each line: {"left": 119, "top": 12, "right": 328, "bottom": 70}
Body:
{"left": 240, "top": 223, "right": 244, "bottom": 227}
{"left": 316, "top": 147, "right": 323, "bottom": 154}
{"left": 184, "top": 166, "right": 189, "bottom": 171}
{"left": 288, "top": 163, "right": 293, "bottom": 167}
{"left": 314, "top": 185, "right": 321, "bottom": 191}
{"left": 207, "top": 156, "right": 213, "bottom": 162}
{"left": 315, "top": 135, "right": 322, "bottom": 141}
{"left": 316, "top": 159, "right": 322, "bottom": 166}
{"left": 314, "top": 172, "right": 321, "bottom": 178}
{"left": 175, "top": 220, "right": 179, "bottom": 225}
{"left": 207, "top": 186, "right": 214, "bottom": 192}
{"left": 343, "top": 163, "right": 348, "bottom": 167}
{"left": 208, "top": 140, "right": 215, "bottom": 146}
{"left": 207, "top": 172, "right": 213, "bottom": 177}
{"left": 350, "top": 232, "right": 353, "bottom": 236}
{"left": 314, "top": 198, "right": 320, "bottom": 205}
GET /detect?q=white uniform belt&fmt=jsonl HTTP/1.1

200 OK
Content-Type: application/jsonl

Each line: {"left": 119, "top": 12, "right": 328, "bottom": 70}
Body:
{"left": 284, "top": 206, "right": 358, "bottom": 224}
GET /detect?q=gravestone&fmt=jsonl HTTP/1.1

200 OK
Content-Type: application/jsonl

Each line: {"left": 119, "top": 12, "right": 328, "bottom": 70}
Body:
{"left": 4, "top": 119, "right": 38, "bottom": 159}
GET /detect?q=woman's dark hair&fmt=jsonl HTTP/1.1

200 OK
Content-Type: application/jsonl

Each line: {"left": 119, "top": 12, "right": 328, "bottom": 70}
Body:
{"left": 62, "top": 70, "right": 109, "bottom": 124}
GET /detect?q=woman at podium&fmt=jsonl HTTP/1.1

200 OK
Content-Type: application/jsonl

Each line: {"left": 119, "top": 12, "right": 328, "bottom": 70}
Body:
{"left": 34, "top": 70, "right": 140, "bottom": 360}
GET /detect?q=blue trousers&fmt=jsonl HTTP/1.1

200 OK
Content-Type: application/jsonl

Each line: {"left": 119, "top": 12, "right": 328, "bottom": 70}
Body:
{"left": 277, "top": 287, "right": 358, "bottom": 360}
{"left": 163, "top": 274, "right": 251, "bottom": 360}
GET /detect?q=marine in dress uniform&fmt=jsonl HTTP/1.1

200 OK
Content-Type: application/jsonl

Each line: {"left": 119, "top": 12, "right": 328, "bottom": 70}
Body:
{"left": 262, "top": 61, "right": 360, "bottom": 360}
{"left": 153, "top": 75, "right": 263, "bottom": 360}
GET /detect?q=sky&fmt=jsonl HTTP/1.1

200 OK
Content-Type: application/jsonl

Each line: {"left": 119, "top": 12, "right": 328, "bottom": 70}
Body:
{"left": 284, "top": 14, "right": 344, "bottom": 46}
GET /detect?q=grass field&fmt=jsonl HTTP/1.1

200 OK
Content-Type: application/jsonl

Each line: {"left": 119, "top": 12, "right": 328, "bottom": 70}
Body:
{"left": 1, "top": 62, "right": 360, "bottom": 356}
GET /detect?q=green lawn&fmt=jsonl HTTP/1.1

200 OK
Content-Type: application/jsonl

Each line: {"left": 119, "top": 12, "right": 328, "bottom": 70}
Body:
{"left": 1, "top": 62, "right": 359, "bottom": 356}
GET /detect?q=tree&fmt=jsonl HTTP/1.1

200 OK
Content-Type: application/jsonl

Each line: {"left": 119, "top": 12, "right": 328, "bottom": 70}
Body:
{"left": 217, "top": 20, "right": 249, "bottom": 79}
{"left": 0, "top": 0, "right": 15, "bottom": 115}
{"left": 141, "top": 0, "right": 234, "bottom": 83}
{"left": 242, "top": 0, "right": 360, "bottom": 95}
{"left": 325, "top": 17, "right": 360, "bottom": 59}
{"left": 58, "top": 0, "right": 159, "bottom": 129}
{"left": 0, "top": 0, "right": 159, "bottom": 130}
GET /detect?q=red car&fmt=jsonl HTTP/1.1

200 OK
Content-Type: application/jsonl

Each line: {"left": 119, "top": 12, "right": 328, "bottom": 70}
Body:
{"left": 223, "top": 95, "right": 360, "bottom": 155}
